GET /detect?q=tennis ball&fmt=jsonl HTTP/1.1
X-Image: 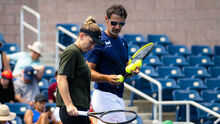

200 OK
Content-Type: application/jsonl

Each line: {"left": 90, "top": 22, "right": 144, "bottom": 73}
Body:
{"left": 125, "top": 63, "right": 136, "bottom": 73}
{"left": 135, "top": 59, "right": 142, "bottom": 68}
{"left": 116, "top": 75, "right": 124, "bottom": 82}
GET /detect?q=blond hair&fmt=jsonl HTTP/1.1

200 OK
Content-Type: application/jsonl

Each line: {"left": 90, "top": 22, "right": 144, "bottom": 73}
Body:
{"left": 81, "top": 16, "right": 101, "bottom": 34}
{"left": 84, "top": 16, "right": 96, "bottom": 24}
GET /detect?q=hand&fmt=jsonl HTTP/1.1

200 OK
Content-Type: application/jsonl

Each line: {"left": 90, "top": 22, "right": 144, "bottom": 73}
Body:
{"left": 66, "top": 104, "right": 78, "bottom": 116}
{"left": 127, "top": 66, "right": 140, "bottom": 78}
{"left": 106, "top": 75, "right": 122, "bottom": 86}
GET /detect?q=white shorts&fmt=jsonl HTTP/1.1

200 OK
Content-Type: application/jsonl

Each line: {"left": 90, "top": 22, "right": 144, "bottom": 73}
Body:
{"left": 91, "top": 89, "right": 126, "bottom": 124}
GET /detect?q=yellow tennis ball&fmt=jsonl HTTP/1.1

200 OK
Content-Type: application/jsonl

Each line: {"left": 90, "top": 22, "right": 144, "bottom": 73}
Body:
{"left": 116, "top": 75, "right": 124, "bottom": 82}
{"left": 130, "top": 63, "right": 137, "bottom": 70}
{"left": 135, "top": 59, "right": 142, "bottom": 68}
{"left": 125, "top": 66, "right": 131, "bottom": 73}
{"left": 125, "top": 63, "right": 136, "bottom": 73}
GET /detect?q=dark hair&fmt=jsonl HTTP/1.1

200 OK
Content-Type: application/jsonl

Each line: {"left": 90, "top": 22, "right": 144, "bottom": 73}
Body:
{"left": 0, "top": 78, "right": 15, "bottom": 103}
{"left": 0, "top": 78, "right": 14, "bottom": 91}
{"left": 106, "top": 4, "right": 127, "bottom": 20}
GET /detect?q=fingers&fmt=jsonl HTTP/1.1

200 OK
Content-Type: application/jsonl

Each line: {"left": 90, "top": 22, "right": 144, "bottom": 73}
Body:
{"left": 126, "top": 63, "right": 141, "bottom": 74}
{"left": 112, "top": 75, "right": 118, "bottom": 81}
{"left": 127, "top": 66, "right": 140, "bottom": 78}
{"left": 112, "top": 81, "right": 122, "bottom": 86}
{"left": 108, "top": 75, "right": 123, "bottom": 86}
{"left": 111, "top": 80, "right": 122, "bottom": 86}
{"left": 113, "top": 75, "right": 122, "bottom": 83}
{"left": 116, "top": 75, "right": 124, "bottom": 82}
{"left": 66, "top": 104, "right": 78, "bottom": 116}
{"left": 68, "top": 110, "right": 78, "bottom": 116}
{"left": 131, "top": 66, "right": 140, "bottom": 74}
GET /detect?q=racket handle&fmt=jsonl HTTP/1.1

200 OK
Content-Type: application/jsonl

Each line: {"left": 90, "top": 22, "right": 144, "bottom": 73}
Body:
{"left": 78, "top": 111, "right": 88, "bottom": 116}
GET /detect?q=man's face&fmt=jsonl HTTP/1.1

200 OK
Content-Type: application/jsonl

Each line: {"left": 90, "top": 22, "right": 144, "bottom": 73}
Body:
{"left": 24, "top": 79, "right": 31, "bottom": 83}
{"left": 35, "top": 101, "right": 46, "bottom": 112}
{"left": 105, "top": 14, "right": 125, "bottom": 37}
{"left": 30, "top": 50, "right": 40, "bottom": 60}
{"left": 21, "top": 72, "right": 32, "bottom": 84}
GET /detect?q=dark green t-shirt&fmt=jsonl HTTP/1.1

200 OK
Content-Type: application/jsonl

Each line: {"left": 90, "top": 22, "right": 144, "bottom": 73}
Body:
{"left": 56, "top": 44, "right": 91, "bottom": 109}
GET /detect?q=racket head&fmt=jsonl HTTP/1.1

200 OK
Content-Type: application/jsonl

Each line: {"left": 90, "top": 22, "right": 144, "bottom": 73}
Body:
{"left": 98, "top": 110, "right": 137, "bottom": 124}
{"left": 128, "top": 42, "right": 154, "bottom": 65}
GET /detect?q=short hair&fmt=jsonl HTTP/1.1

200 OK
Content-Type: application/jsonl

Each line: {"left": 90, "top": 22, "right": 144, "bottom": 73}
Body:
{"left": 106, "top": 4, "right": 127, "bottom": 20}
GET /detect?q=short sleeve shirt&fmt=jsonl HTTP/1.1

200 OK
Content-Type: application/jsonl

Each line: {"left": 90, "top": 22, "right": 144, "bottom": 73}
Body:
{"left": 85, "top": 32, "right": 128, "bottom": 98}
{"left": 14, "top": 76, "right": 40, "bottom": 101}
{"left": 56, "top": 44, "right": 91, "bottom": 109}
{"left": 48, "top": 83, "right": 57, "bottom": 102}
{"left": 8, "top": 52, "right": 41, "bottom": 76}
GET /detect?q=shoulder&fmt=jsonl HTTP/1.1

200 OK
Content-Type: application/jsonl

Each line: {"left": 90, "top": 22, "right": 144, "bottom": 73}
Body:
{"left": 13, "top": 80, "right": 20, "bottom": 86}
{"left": 25, "top": 109, "right": 33, "bottom": 116}
{"left": 65, "top": 44, "right": 78, "bottom": 52}
{"left": 101, "top": 32, "right": 111, "bottom": 41}
{"left": 14, "top": 77, "right": 22, "bottom": 84}
{"left": 51, "top": 82, "right": 57, "bottom": 87}
{"left": 61, "top": 44, "right": 80, "bottom": 57}
{"left": 118, "top": 35, "right": 126, "bottom": 42}
{"left": 118, "top": 36, "right": 128, "bottom": 47}
{"left": 16, "top": 51, "right": 27, "bottom": 56}
{"left": 49, "top": 83, "right": 57, "bottom": 89}
{"left": 24, "top": 109, "right": 34, "bottom": 122}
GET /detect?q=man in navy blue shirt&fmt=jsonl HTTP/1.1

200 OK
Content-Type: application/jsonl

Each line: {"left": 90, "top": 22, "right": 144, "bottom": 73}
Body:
{"left": 85, "top": 4, "right": 139, "bottom": 123}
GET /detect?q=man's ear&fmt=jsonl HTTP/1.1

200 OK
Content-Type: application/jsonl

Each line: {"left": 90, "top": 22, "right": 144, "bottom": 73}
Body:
{"left": 105, "top": 16, "right": 108, "bottom": 23}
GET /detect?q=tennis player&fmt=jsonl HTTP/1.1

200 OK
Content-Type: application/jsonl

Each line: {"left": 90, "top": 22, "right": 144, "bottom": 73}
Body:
{"left": 85, "top": 4, "right": 139, "bottom": 123}
{"left": 56, "top": 16, "right": 103, "bottom": 124}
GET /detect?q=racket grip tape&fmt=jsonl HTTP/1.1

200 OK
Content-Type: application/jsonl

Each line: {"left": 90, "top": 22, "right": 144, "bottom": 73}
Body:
{"left": 78, "top": 111, "right": 88, "bottom": 116}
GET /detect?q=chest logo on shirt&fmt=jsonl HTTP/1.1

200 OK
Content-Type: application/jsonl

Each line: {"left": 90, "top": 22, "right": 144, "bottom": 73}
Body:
{"left": 105, "top": 40, "right": 112, "bottom": 47}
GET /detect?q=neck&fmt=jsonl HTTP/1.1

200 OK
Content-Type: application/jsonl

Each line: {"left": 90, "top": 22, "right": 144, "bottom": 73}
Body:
{"left": 74, "top": 39, "right": 81, "bottom": 50}
{"left": 105, "top": 30, "right": 118, "bottom": 38}
{"left": 32, "top": 57, "right": 39, "bottom": 61}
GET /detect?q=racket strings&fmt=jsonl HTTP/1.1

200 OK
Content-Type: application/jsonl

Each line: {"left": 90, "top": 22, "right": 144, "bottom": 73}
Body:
{"left": 131, "top": 45, "right": 154, "bottom": 63}
{"left": 100, "top": 111, "right": 136, "bottom": 123}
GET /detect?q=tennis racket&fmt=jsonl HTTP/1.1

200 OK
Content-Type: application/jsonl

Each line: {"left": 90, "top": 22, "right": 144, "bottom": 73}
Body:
{"left": 78, "top": 110, "right": 137, "bottom": 124}
{"left": 123, "top": 42, "right": 154, "bottom": 79}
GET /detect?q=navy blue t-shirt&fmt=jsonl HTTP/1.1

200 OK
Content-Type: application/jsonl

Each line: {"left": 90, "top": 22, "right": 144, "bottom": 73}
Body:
{"left": 85, "top": 32, "right": 128, "bottom": 98}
